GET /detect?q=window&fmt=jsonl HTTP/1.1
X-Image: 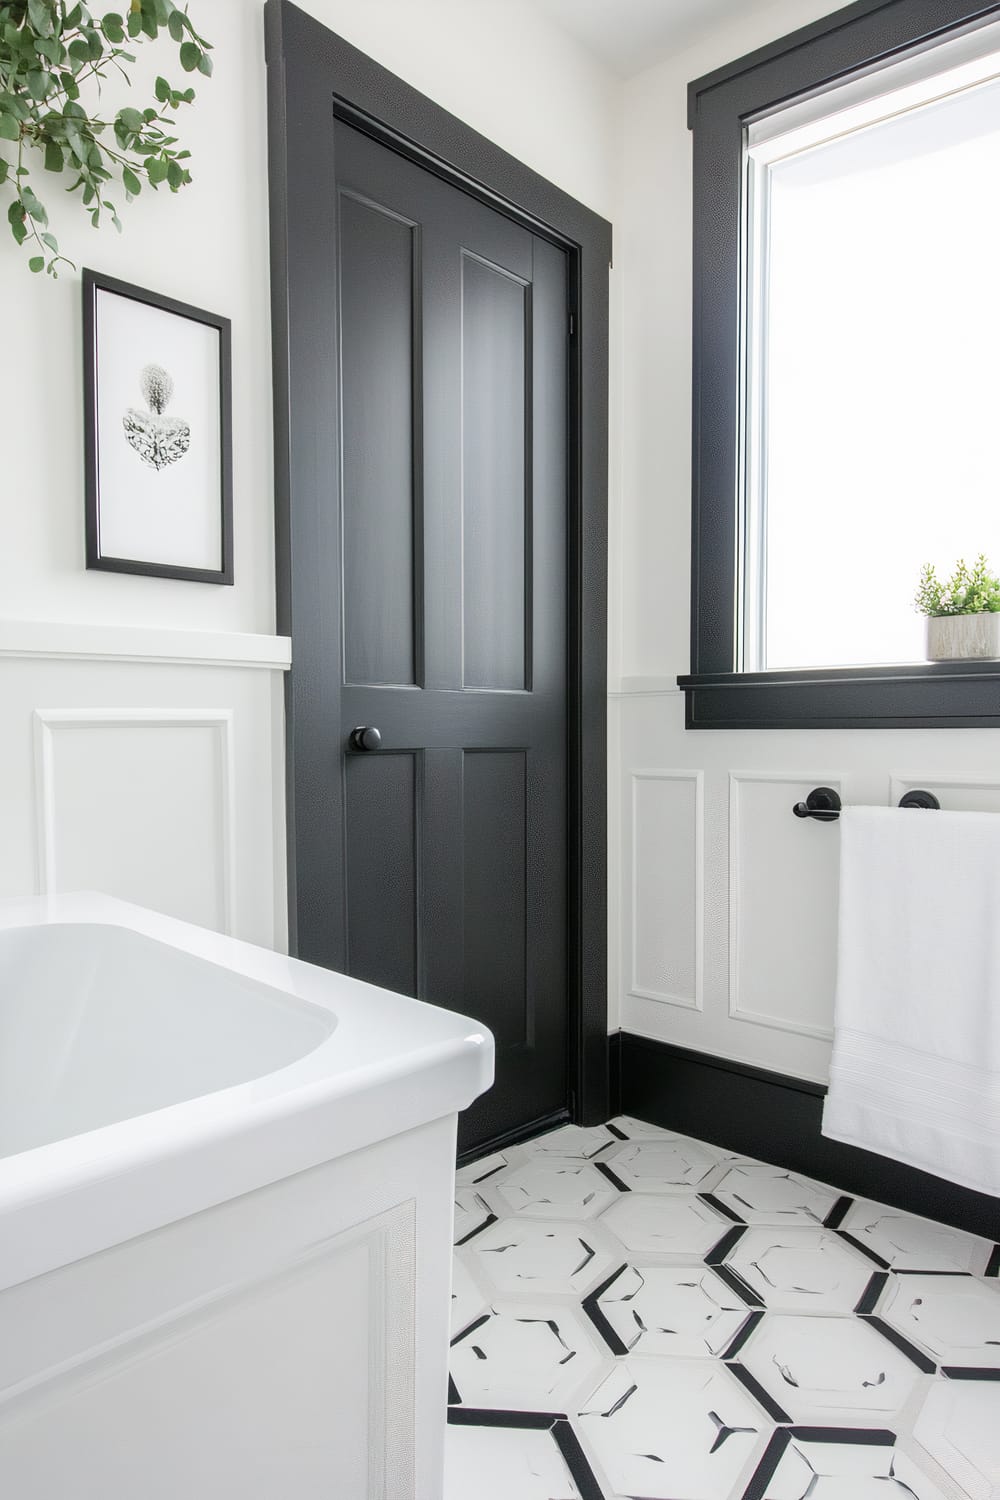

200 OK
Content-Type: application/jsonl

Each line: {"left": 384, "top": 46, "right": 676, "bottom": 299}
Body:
{"left": 683, "top": 0, "right": 1000, "bottom": 727}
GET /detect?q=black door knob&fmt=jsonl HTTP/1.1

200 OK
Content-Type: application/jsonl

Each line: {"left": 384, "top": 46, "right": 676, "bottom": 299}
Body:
{"left": 349, "top": 725, "right": 382, "bottom": 752}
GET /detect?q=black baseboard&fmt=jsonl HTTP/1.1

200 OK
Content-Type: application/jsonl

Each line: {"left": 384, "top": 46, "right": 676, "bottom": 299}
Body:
{"left": 618, "top": 1032, "right": 999, "bottom": 1240}
{"left": 608, "top": 1029, "right": 623, "bottom": 1118}
{"left": 456, "top": 1106, "right": 570, "bottom": 1169}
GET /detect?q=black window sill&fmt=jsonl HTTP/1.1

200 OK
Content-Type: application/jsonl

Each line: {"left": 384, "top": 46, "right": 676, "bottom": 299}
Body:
{"left": 678, "top": 661, "right": 1000, "bottom": 729}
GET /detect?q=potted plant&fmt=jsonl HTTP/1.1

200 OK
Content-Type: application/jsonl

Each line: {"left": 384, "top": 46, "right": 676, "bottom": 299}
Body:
{"left": 914, "top": 554, "right": 1000, "bottom": 660}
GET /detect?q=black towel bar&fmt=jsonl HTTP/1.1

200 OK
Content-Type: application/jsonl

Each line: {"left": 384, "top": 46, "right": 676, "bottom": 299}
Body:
{"left": 792, "top": 787, "right": 941, "bottom": 821}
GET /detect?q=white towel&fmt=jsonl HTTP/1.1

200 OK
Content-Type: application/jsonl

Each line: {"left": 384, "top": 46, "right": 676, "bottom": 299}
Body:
{"left": 822, "top": 805, "right": 1000, "bottom": 1196}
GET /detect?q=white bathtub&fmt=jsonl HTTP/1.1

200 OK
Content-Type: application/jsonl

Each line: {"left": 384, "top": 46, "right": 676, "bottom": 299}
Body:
{"left": 0, "top": 892, "right": 493, "bottom": 1498}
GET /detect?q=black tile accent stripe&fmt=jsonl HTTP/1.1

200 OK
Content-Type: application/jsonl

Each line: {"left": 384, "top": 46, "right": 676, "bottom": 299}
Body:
{"left": 824, "top": 1196, "right": 852, "bottom": 1229}
{"left": 552, "top": 1416, "right": 607, "bottom": 1500}
{"left": 700, "top": 1191, "right": 745, "bottom": 1224}
{"left": 837, "top": 1231, "right": 892, "bottom": 1270}
{"left": 705, "top": 1224, "right": 747, "bottom": 1264}
{"left": 854, "top": 1273, "right": 889, "bottom": 1315}
{"left": 862, "top": 1316, "right": 936, "bottom": 1374}
{"left": 986, "top": 1244, "right": 1000, "bottom": 1278}
{"left": 721, "top": 1309, "right": 764, "bottom": 1360}
{"left": 711, "top": 1261, "right": 765, "bottom": 1310}
{"left": 741, "top": 1428, "right": 792, "bottom": 1500}
{"left": 454, "top": 1212, "right": 498, "bottom": 1248}
{"left": 618, "top": 1032, "right": 1000, "bottom": 1238}
{"left": 727, "top": 1361, "right": 793, "bottom": 1424}
{"left": 787, "top": 1426, "right": 898, "bottom": 1444}
{"left": 580, "top": 1265, "right": 631, "bottom": 1357}
{"left": 593, "top": 1159, "right": 629, "bottom": 1192}
{"left": 941, "top": 1366, "right": 1000, "bottom": 1380}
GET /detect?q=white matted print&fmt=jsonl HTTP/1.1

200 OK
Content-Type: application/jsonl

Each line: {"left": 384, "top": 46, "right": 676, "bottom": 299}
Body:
{"left": 83, "top": 270, "right": 233, "bottom": 583}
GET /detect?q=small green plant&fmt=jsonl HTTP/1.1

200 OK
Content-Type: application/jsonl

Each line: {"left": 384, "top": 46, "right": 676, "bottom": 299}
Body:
{"left": 0, "top": 0, "right": 212, "bottom": 277}
{"left": 914, "top": 554, "right": 1000, "bottom": 617}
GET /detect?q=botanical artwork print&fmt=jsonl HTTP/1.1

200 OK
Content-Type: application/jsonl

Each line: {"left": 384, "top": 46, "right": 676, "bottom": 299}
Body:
{"left": 122, "top": 363, "right": 191, "bottom": 472}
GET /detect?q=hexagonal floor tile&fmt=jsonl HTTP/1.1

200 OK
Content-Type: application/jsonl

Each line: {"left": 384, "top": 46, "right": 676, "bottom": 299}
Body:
{"left": 724, "top": 1227, "right": 881, "bottom": 1314}
{"left": 487, "top": 1160, "right": 620, "bottom": 1221}
{"left": 709, "top": 1164, "right": 840, "bottom": 1226}
{"left": 601, "top": 1190, "right": 735, "bottom": 1258}
{"left": 913, "top": 1379, "right": 1000, "bottom": 1500}
{"left": 604, "top": 1137, "right": 723, "bottom": 1192}
{"left": 575, "top": 1357, "right": 770, "bottom": 1499}
{"left": 450, "top": 1301, "right": 607, "bottom": 1413}
{"left": 520, "top": 1123, "right": 620, "bottom": 1159}
{"left": 585, "top": 1262, "right": 755, "bottom": 1358}
{"left": 839, "top": 1201, "right": 998, "bottom": 1274}
{"left": 747, "top": 1427, "right": 951, "bottom": 1499}
{"left": 880, "top": 1274, "right": 1000, "bottom": 1370}
{"left": 737, "top": 1314, "right": 927, "bottom": 1422}
{"left": 607, "top": 1115, "right": 679, "bottom": 1139}
{"left": 454, "top": 1187, "right": 496, "bottom": 1246}
{"left": 451, "top": 1255, "right": 489, "bottom": 1337}
{"left": 465, "top": 1218, "right": 620, "bottom": 1299}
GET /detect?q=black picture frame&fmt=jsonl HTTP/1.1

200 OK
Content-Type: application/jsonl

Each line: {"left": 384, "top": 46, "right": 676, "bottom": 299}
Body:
{"left": 82, "top": 268, "right": 234, "bottom": 585}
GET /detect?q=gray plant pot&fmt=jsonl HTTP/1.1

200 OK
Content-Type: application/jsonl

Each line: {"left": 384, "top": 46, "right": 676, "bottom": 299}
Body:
{"left": 925, "top": 612, "right": 1000, "bottom": 661}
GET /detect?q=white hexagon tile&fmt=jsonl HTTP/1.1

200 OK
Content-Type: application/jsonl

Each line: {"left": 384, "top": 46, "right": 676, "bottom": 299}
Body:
{"left": 446, "top": 1119, "right": 1000, "bottom": 1500}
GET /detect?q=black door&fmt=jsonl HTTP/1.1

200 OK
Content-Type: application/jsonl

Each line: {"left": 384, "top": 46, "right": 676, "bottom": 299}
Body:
{"left": 296, "top": 120, "right": 570, "bottom": 1150}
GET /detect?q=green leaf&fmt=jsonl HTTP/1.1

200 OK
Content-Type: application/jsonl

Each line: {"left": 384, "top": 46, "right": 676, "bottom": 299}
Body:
{"left": 41, "top": 231, "right": 58, "bottom": 250}
{"left": 147, "top": 155, "right": 168, "bottom": 184}
{"left": 0, "top": 158, "right": 7, "bottom": 183}
{"left": 34, "top": 36, "right": 62, "bottom": 63}
{"left": 122, "top": 165, "right": 140, "bottom": 195}
{"left": 102, "top": 14, "right": 124, "bottom": 42}
{"left": 27, "top": 0, "right": 54, "bottom": 37}
{"left": 154, "top": 74, "right": 170, "bottom": 102}
{"left": 166, "top": 156, "right": 183, "bottom": 188}
{"left": 0, "top": 112, "right": 19, "bottom": 142}
{"left": 196, "top": 50, "right": 211, "bottom": 77}
{"left": 117, "top": 105, "right": 143, "bottom": 133}
{"left": 68, "top": 37, "right": 91, "bottom": 63}
{"left": 127, "top": 9, "right": 141, "bottom": 37}
{"left": 167, "top": 9, "right": 183, "bottom": 41}
{"left": 179, "top": 39, "right": 199, "bottom": 71}
{"left": 25, "top": 69, "right": 52, "bottom": 101}
{"left": 65, "top": 5, "right": 84, "bottom": 27}
{"left": 8, "top": 201, "right": 27, "bottom": 245}
{"left": 44, "top": 139, "right": 64, "bottom": 172}
{"left": 29, "top": 255, "right": 45, "bottom": 272}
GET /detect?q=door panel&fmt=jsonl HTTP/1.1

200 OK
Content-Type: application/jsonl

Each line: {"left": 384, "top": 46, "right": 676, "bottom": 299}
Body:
{"left": 344, "top": 752, "right": 419, "bottom": 996}
{"left": 338, "top": 191, "right": 419, "bottom": 689}
{"left": 460, "top": 252, "right": 529, "bottom": 692}
{"left": 328, "top": 121, "right": 568, "bottom": 1151}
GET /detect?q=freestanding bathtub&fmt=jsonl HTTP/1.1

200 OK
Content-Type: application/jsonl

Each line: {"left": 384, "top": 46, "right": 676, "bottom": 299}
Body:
{"left": 0, "top": 892, "right": 493, "bottom": 1498}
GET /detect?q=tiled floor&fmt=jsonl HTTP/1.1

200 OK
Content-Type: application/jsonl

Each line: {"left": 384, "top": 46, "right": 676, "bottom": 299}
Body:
{"left": 445, "top": 1117, "right": 1000, "bottom": 1500}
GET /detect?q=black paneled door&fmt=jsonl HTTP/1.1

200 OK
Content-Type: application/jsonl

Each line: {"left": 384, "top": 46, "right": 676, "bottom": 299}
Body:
{"left": 314, "top": 122, "right": 569, "bottom": 1150}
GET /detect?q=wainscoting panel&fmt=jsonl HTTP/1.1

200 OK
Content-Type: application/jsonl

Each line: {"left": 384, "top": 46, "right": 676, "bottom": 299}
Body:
{"left": 890, "top": 771, "right": 1000, "bottom": 815}
{"left": 729, "top": 772, "right": 845, "bottom": 1042}
{"left": 33, "top": 709, "right": 235, "bottom": 934}
{"left": 629, "top": 770, "right": 703, "bottom": 1010}
{"left": 0, "top": 637, "right": 286, "bottom": 950}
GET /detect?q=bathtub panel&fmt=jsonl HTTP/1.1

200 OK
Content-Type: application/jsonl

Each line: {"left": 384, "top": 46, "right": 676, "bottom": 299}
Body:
{"left": 0, "top": 1125, "right": 449, "bottom": 1500}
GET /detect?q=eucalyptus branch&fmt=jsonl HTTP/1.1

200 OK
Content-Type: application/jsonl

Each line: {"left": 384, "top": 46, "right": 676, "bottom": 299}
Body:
{"left": 0, "top": 0, "right": 211, "bottom": 276}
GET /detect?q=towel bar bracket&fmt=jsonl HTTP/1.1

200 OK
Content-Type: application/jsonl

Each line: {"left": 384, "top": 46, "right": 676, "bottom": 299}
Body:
{"left": 793, "top": 787, "right": 941, "bottom": 821}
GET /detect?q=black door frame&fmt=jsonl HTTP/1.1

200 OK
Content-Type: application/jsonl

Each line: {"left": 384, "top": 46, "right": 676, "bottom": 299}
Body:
{"left": 265, "top": 0, "right": 611, "bottom": 1137}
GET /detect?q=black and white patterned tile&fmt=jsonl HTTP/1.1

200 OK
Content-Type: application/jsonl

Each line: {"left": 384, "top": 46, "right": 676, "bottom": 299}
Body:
{"left": 447, "top": 1118, "right": 1000, "bottom": 1500}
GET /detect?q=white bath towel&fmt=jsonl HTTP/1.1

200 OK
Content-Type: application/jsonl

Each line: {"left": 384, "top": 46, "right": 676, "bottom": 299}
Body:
{"left": 822, "top": 805, "right": 1000, "bottom": 1196}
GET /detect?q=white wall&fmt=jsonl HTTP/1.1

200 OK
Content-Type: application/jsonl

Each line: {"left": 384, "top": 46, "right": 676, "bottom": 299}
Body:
{"left": 611, "top": 0, "right": 1000, "bottom": 1076}
{"left": 0, "top": 1, "right": 621, "bottom": 952}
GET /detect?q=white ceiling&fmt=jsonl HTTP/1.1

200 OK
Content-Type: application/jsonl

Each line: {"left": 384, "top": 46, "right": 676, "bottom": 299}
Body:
{"left": 533, "top": 0, "right": 777, "bottom": 77}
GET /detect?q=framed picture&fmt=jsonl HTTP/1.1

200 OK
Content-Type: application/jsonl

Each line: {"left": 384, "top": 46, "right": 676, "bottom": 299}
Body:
{"left": 83, "top": 269, "right": 233, "bottom": 584}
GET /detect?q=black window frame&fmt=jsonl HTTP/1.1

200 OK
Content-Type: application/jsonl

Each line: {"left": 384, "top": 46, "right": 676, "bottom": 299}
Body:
{"left": 681, "top": 0, "right": 1000, "bottom": 730}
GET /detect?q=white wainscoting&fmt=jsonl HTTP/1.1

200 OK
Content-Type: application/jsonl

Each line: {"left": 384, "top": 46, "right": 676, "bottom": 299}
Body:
{"left": 33, "top": 709, "right": 237, "bottom": 934}
{"left": 628, "top": 769, "right": 703, "bottom": 1010}
{"left": 0, "top": 623, "right": 289, "bottom": 951}
{"left": 615, "top": 684, "right": 1000, "bottom": 1085}
{"left": 728, "top": 771, "right": 844, "bottom": 1043}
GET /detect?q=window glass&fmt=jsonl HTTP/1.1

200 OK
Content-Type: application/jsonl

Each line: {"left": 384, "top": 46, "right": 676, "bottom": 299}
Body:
{"left": 744, "top": 50, "right": 1000, "bottom": 670}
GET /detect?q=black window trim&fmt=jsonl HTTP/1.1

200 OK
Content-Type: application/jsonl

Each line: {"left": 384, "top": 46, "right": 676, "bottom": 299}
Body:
{"left": 682, "top": 0, "right": 1000, "bottom": 730}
